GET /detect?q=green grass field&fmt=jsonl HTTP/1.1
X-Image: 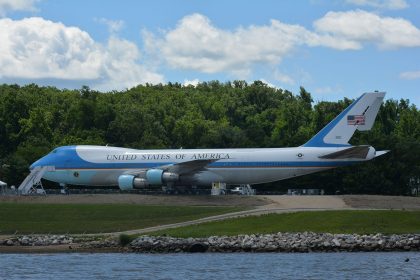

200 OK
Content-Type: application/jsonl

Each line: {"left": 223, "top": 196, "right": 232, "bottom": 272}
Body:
{"left": 3, "top": 203, "right": 419, "bottom": 237}
{"left": 0, "top": 203, "right": 245, "bottom": 234}
{"left": 152, "top": 210, "right": 420, "bottom": 237}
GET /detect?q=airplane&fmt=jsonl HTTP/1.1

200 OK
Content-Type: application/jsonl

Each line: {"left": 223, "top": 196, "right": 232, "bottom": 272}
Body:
{"left": 28, "top": 91, "right": 388, "bottom": 190}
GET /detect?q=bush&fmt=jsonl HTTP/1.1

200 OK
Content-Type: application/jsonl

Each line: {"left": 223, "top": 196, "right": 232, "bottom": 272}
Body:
{"left": 119, "top": 234, "right": 133, "bottom": 246}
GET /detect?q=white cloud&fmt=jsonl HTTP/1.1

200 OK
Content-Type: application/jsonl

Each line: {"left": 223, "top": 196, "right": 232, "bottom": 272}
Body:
{"left": 399, "top": 71, "right": 420, "bottom": 80}
{"left": 257, "top": 79, "right": 278, "bottom": 89}
{"left": 145, "top": 14, "right": 301, "bottom": 75}
{"left": 314, "top": 86, "right": 343, "bottom": 94}
{"left": 346, "top": 0, "right": 408, "bottom": 10}
{"left": 144, "top": 11, "right": 420, "bottom": 76}
{"left": 0, "top": 0, "right": 38, "bottom": 16}
{"left": 273, "top": 70, "right": 295, "bottom": 85}
{"left": 143, "top": 13, "right": 358, "bottom": 77}
{"left": 95, "top": 36, "right": 164, "bottom": 91}
{"left": 314, "top": 10, "right": 420, "bottom": 49}
{"left": 0, "top": 17, "right": 163, "bottom": 90}
{"left": 183, "top": 79, "right": 200, "bottom": 87}
{"left": 96, "top": 18, "right": 124, "bottom": 34}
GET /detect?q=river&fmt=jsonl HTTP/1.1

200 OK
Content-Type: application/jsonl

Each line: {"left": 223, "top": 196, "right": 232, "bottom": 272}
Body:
{"left": 1, "top": 252, "right": 418, "bottom": 279}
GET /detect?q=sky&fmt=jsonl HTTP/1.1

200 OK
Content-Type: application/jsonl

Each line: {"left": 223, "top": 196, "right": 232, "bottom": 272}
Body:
{"left": 0, "top": 0, "right": 419, "bottom": 105}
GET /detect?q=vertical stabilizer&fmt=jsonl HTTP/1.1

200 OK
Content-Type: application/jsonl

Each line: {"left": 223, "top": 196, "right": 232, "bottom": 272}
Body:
{"left": 303, "top": 92, "right": 385, "bottom": 147}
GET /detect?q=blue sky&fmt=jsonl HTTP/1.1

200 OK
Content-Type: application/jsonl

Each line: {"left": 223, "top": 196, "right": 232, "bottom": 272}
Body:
{"left": 0, "top": 0, "right": 419, "bottom": 105}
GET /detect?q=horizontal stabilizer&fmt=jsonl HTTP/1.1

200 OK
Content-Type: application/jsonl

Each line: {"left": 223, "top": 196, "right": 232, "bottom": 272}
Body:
{"left": 375, "top": 150, "right": 390, "bottom": 158}
{"left": 319, "top": 145, "right": 371, "bottom": 159}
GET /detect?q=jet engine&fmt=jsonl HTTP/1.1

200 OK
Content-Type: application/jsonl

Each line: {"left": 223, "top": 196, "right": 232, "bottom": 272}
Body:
{"left": 118, "top": 169, "right": 179, "bottom": 190}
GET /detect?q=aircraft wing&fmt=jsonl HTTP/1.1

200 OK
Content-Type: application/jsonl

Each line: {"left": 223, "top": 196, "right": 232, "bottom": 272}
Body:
{"left": 124, "top": 159, "right": 217, "bottom": 176}
{"left": 319, "top": 145, "right": 371, "bottom": 159}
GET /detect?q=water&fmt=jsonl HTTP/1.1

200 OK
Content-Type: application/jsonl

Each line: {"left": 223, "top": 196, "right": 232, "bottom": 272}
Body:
{"left": 0, "top": 252, "right": 418, "bottom": 280}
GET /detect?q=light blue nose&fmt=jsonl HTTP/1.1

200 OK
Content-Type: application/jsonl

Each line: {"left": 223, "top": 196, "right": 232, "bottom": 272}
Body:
{"left": 29, "top": 155, "right": 53, "bottom": 170}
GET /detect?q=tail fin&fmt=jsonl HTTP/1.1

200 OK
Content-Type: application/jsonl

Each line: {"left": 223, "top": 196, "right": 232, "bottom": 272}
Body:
{"left": 303, "top": 92, "right": 385, "bottom": 147}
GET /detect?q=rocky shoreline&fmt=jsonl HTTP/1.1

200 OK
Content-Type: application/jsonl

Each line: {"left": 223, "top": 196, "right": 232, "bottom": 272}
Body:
{"left": 1, "top": 232, "right": 420, "bottom": 253}
{"left": 1, "top": 235, "right": 75, "bottom": 247}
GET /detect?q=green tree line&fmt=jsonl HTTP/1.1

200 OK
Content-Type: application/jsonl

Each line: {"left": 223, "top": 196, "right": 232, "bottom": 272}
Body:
{"left": 0, "top": 81, "right": 418, "bottom": 194}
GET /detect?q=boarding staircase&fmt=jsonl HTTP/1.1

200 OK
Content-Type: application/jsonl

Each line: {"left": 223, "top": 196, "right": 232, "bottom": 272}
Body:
{"left": 18, "top": 166, "right": 55, "bottom": 195}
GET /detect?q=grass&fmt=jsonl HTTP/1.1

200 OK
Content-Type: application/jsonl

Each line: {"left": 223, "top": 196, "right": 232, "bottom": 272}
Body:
{"left": 151, "top": 210, "right": 420, "bottom": 238}
{"left": 0, "top": 203, "right": 245, "bottom": 234}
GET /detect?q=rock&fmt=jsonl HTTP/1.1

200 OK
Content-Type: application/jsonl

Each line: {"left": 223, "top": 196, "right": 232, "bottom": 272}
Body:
{"left": 20, "top": 239, "right": 29, "bottom": 246}
{"left": 332, "top": 239, "right": 341, "bottom": 247}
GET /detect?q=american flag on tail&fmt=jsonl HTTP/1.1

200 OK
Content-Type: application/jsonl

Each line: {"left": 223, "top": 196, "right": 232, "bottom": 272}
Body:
{"left": 347, "top": 115, "right": 365, "bottom": 125}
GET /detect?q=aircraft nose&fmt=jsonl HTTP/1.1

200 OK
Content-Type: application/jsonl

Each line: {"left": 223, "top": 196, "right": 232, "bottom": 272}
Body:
{"left": 30, "top": 158, "right": 42, "bottom": 170}
{"left": 30, "top": 154, "right": 52, "bottom": 170}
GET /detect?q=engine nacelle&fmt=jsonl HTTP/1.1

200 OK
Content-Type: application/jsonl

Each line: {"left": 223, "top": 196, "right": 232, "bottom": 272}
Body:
{"left": 146, "top": 169, "right": 179, "bottom": 185}
{"left": 118, "top": 169, "right": 179, "bottom": 190}
{"left": 118, "top": 175, "right": 148, "bottom": 190}
{"left": 367, "top": 146, "right": 376, "bottom": 160}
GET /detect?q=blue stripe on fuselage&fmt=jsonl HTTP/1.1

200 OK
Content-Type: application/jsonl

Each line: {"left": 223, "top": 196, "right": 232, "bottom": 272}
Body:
{"left": 59, "top": 160, "right": 360, "bottom": 169}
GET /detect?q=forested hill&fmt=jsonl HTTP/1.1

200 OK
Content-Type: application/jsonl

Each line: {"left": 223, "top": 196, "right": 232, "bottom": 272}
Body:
{"left": 0, "top": 81, "right": 418, "bottom": 195}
